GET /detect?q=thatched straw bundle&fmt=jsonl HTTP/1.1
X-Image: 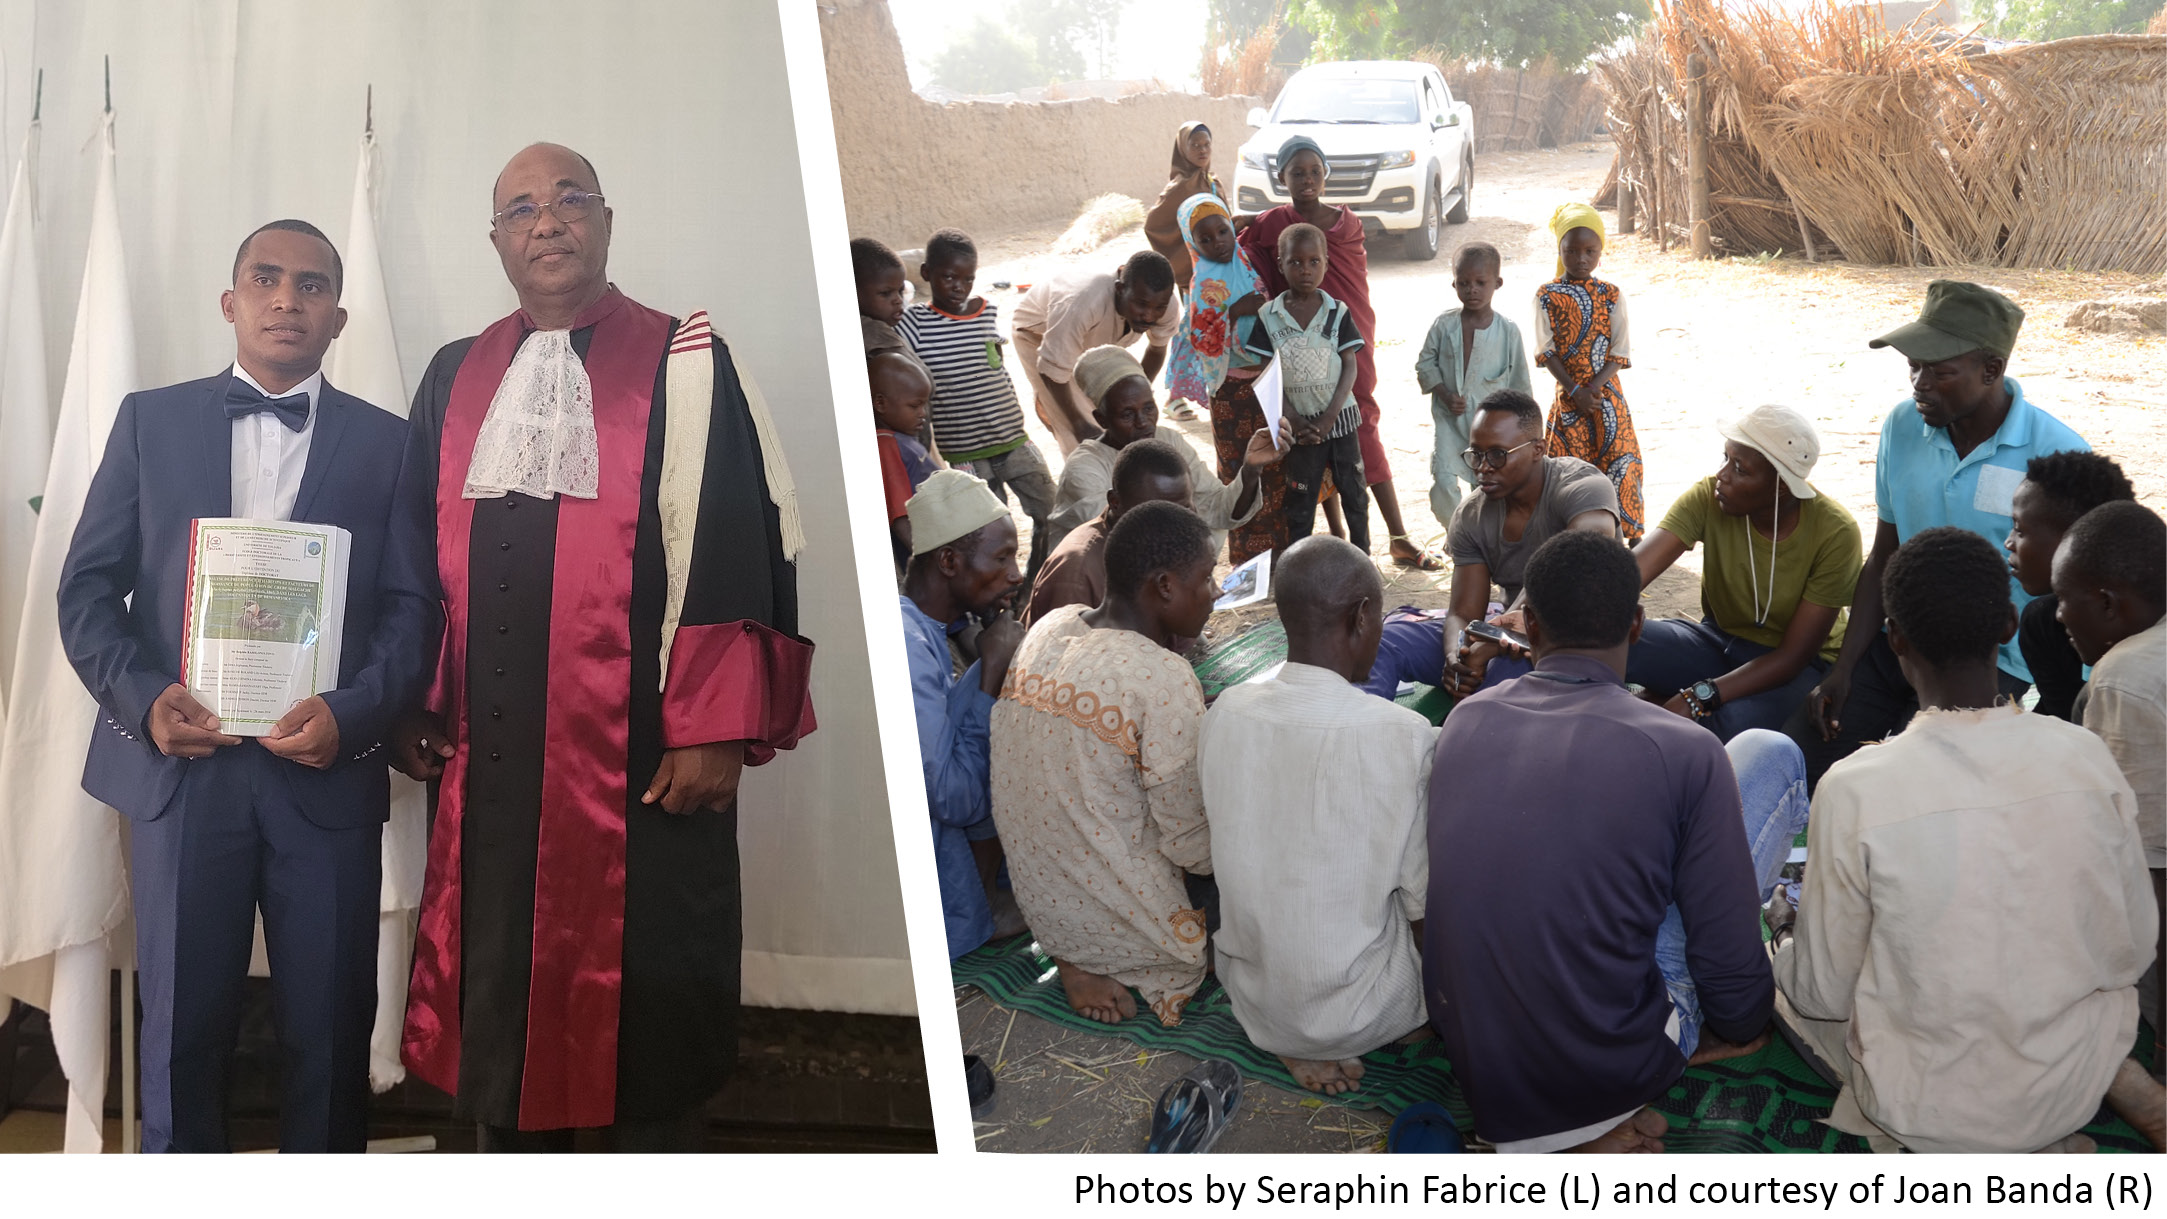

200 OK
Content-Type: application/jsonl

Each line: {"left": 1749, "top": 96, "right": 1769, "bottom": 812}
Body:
{"left": 1603, "top": 0, "right": 2167, "bottom": 273}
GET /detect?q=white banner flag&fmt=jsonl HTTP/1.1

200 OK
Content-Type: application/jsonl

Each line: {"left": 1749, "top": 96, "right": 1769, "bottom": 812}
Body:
{"left": 325, "top": 125, "right": 424, "bottom": 1094}
{"left": 0, "top": 121, "right": 52, "bottom": 705}
{"left": 0, "top": 110, "right": 141, "bottom": 1154}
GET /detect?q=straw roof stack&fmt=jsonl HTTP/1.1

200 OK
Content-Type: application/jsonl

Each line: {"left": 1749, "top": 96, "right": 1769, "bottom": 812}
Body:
{"left": 1601, "top": 0, "right": 2167, "bottom": 273}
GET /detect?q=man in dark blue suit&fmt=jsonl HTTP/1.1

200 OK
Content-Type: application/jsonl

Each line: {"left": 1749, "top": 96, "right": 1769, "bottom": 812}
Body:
{"left": 56, "top": 220, "right": 439, "bottom": 1152}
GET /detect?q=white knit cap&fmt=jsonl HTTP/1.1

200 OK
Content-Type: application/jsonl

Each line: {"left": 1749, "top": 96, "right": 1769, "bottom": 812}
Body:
{"left": 907, "top": 468, "right": 1011, "bottom": 556}
{"left": 1717, "top": 404, "right": 1820, "bottom": 500}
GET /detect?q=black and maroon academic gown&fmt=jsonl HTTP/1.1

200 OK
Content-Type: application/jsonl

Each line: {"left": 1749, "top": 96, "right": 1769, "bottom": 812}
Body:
{"left": 400, "top": 288, "right": 815, "bottom": 1130}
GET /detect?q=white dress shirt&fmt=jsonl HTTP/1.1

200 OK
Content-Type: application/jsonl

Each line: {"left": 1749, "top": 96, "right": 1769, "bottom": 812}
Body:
{"left": 1199, "top": 663, "right": 1438, "bottom": 1059}
{"left": 1774, "top": 705, "right": 2155, "bottom": 1153}
{"left": 227, "top": 363, "right": 321, "bottom": 522}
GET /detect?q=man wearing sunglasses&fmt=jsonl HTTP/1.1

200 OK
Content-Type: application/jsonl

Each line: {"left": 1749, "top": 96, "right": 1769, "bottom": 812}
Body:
{"left": 390, "top": 143, "right": 815, "bottom": 1151}
{"left": 1347, "top": 390, "right": 1619, "bottom": 703}
{"left": 1436, "top": 390, "right": 1620, "bottom": 697}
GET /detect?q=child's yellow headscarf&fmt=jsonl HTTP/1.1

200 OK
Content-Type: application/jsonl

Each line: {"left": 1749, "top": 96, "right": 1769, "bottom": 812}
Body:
{"left": 1549, "top": 202, "right": 1606, "bottom": 279}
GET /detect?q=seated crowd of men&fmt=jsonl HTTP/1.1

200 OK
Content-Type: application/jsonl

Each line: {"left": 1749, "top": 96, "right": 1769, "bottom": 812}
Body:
{"left": 905, "top": 279, "right": 2165, "bottom": 1154}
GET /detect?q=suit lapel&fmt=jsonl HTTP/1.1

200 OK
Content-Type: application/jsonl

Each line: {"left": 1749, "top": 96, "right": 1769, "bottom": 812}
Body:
{"left": 202, "top": 371, "right": 234, "bottom": 516}
{"left": 292, "top": 380, "right": 350, "bottom": 522}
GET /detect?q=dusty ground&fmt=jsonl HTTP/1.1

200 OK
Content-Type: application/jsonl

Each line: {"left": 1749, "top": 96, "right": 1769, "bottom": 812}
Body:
{"left": 950, "top": 141, "right": 2167, "bottom": 1153}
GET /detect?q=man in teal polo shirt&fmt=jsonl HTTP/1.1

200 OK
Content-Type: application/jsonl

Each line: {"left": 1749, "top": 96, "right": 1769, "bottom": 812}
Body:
{"left": 1788, "top": 281, "right": 2089, "bottom": 788}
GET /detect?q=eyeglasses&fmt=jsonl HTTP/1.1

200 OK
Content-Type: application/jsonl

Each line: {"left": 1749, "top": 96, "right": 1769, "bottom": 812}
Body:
{"left": 492, "top": 190, "right": 605, "bottom": 235}
{"left": 1461, "top": 440, "right": 1538, "bottom": 471}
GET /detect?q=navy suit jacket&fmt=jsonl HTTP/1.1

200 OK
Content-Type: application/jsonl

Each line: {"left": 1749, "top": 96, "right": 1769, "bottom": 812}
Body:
{"left": 57, "top": 370, "right": 441, "bottom": 829}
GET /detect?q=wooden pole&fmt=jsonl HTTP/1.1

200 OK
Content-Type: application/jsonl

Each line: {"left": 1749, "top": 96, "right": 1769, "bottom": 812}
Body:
{"left": 1795, "top": 205, "right": 1817, "bottom": 263}
{"left": 1687, "top": 52, "right": 1712, "bottom": 259}
{"left": 1618, "top": 166, "right": 1637, "bottom": 235}
{"left": 1649, "top": 91, "right": 1667, "bottom": 251}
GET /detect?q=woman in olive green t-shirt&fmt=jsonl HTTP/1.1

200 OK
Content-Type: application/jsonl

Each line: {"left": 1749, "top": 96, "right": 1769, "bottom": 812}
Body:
{"left": 1628, "top": 406, "right": 1862, "bottom": 740}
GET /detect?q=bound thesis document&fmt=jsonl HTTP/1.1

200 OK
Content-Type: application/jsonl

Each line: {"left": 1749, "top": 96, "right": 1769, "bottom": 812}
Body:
{"left": 181, "top": 518, "right": 350, "bottom": 736}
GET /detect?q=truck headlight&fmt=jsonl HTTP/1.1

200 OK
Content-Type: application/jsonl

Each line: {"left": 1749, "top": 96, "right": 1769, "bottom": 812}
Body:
{"left": 1378, "top": 150, "right": 1416, "bottom": 169}
{"left": 1240, "top": 149, "right": 1265, "bottom": 170}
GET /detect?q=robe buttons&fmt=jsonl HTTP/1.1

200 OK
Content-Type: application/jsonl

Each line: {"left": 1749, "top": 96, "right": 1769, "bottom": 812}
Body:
{"left": 496, "top": 625, "right": 508, "bottom": 635}
{"left": 499, "top": 541, "right": 511, "bottom": 551}
{"left": 493, "top": 666, "right": 505, "bottom": 676}
{"left": 489, "top": 751, "right": 501, "bottom": 761}
{"left": 498, "top": 581, "right": 509, "bottom": 592}
{"left": 491, "top": 707, "right": 502, "bottom": 719}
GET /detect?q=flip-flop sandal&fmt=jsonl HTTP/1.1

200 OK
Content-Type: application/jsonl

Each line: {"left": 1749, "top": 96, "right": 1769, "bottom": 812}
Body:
{"left": 1146, "top": 1059, "right": 1243, "bottom": 1153}
{"left": 1165, "top": 401, "right": 1200, "bottom": 421}
{"left": 1389, "top": 536, "right": 1447, "bottom": 572}
{"left": 1387, "top": 1101, "right": 1465, "bottom": 1153}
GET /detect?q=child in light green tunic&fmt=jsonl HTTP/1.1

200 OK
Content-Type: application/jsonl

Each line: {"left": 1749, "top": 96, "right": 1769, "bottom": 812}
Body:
{"left": 1415, "top": 243, "right": 1533, "bottom": 527}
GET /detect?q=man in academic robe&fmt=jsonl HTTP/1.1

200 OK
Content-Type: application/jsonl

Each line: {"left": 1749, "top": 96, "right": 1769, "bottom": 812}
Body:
{"left": 57, "top": 220, "right": 439, "bottom": 1151}
{"left": 392, "top": 144, "right": 816, "bottom": 1151}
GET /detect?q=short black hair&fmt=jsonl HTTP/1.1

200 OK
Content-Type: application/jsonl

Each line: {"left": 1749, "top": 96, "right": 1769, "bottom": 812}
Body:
{"left": 1104, "top": 500, "right": 1213, "bottom": 600}
{"left": 850, "top": 237, "right": 902, "bottom": 285}
{"left": 2061, "top": 501, "right": 2165, "bottom": 605}
{"left": 1276, "top": 535, "right": 1379, "bottom": 638}
{"left": 1123, "top": 249, "right": 1176, "bottom": 295}
{"left": 1111, "top": 437, "right": 1190, "bottom": 505}
{"left": 2023, "top": 451, "right": 2134, "bottom": 524}
{"left": 1453, "top": 242, "right": 1501, "bottom": 274}
{"left": 232, "top": 219, "right": 342, "bottom": 297}
{"left": 1277, "top": 222, "right": 1326, "bottom": 260}
{"left": 1477, "top": 388, "right": 1544, "bottom": 437}
{"left": 926, "top": 228, "right": 977, "bottom": 266}
{"left": 1523, "top": 530, "right": 1637, "bottom": 649}
{"left": 1883, "top": 526, "right": 2013, "bottom": 668}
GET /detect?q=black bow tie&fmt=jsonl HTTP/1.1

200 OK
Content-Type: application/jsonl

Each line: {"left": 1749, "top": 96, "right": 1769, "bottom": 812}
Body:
{"left": 224, "top": 380, "right": 310, "bottom": 432}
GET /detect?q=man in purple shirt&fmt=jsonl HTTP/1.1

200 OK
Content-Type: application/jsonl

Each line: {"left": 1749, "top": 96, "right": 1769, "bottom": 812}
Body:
{"left": 1425, "top": 530, "right": 1805, "bottom": 1152}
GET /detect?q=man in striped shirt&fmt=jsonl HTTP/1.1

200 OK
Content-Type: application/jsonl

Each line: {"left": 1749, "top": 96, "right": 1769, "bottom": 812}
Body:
{"left": 899, "top": 228, "right": 1055, "bottom": 588}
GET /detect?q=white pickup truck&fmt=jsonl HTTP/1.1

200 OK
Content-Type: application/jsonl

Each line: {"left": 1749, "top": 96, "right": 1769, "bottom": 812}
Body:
{"left": 1234, "top": 60, "right": 1477, "bottom": 261}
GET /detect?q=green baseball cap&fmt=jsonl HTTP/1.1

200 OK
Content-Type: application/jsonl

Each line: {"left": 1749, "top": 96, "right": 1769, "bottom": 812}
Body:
{"left": 1869, "top": 280, "right": 2024, "bottom": 362}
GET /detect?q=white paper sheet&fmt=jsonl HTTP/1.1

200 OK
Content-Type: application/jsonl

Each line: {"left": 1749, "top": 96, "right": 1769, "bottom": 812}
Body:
{"left": 1253, "top": 353, "right": 1286, "bottom": 449}
{"left": 1215, "top": 548, "right": 1273, "bottom": 612}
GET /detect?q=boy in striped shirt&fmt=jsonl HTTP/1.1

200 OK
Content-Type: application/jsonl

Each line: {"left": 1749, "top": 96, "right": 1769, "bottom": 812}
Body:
{"left": 900, "top": 228, "right": 1056, "bottom": 587}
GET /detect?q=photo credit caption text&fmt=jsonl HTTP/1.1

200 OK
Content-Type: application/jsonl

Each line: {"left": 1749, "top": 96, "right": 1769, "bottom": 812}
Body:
{"left": 1070, "top": 1169, "right": 2153, "bottom": 1213}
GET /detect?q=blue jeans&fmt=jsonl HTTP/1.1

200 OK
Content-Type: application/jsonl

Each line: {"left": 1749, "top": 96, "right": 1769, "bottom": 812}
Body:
{"left": 1356, "top": 611, "right": 1530, "bottom": 700}
{"left": 1652, "top": 729, "right": 1808, "bottom": 1058}
{"left": 1627, "top": 618, "right": 1827, "bottom": 742}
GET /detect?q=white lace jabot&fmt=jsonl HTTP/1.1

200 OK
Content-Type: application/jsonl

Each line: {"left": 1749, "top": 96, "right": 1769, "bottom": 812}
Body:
{"left": 462, "top": 327, "right": 601, "bottom": 500}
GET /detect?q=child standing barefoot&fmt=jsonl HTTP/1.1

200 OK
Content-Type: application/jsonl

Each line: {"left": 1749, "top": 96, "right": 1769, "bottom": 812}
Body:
{"left": 1535, "top": 203, "right": 1645, "bottom": 539}
{"left": 1417, "top": 242, "right": 1532, "bottom": 529}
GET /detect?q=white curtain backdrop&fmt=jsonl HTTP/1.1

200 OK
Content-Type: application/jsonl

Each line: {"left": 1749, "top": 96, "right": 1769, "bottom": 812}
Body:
{"left": 0, "top": 0, "right": 915, "bottom": 1016}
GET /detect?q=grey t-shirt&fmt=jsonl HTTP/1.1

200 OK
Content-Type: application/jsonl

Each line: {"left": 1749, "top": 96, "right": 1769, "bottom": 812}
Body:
{"left": 1447, "top": 456, "right": 1620, "bottom": 603}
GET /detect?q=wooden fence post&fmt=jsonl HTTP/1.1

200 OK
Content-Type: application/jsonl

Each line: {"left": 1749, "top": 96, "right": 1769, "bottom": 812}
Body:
{"left": 1687, "top": 52, "right": 1712, "bottom": 259}
{"left": 1619, "top": 166, "right": 1637, "bottom": 234}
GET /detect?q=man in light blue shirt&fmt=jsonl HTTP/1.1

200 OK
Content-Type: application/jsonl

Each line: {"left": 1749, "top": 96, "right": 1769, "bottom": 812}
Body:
{"left": 900, "top": 470, "right": 1028, "bottom": 958}
{"left": 1789, "top": 280, "right": 2089, "bottom": 788}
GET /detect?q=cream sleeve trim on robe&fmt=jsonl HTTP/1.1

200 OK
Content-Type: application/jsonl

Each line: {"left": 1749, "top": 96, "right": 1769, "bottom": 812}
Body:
{"left": 659, "top": 311, "right": 803, "bottom": 689}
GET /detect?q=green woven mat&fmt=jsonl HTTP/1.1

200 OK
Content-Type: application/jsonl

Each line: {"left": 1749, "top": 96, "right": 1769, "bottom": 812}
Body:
{"left": 1192, "top": 620, "right": 1456, "bottom": 724}
{"left": 1193, "top": 621, "right": 1287, "bottom": 701}
{"left": 953, "top": 934, "right": 2156, "bottom": 1152}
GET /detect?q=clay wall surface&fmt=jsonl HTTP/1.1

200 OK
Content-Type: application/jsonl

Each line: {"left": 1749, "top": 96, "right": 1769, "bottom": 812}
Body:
{"left": 822, "top": 0, "right": 1259, "bottom": 249}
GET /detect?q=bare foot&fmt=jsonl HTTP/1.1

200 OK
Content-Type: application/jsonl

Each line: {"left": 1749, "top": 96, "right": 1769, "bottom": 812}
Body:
{"left": 2034, "top": 1133, "right": 2097, "bottom": 1153}
{"left": 1278, "top": 1055, "right": 1367, "bottom": 1095}
{"left": 1688, "top": 1025, "right": 1772, "bottom": 1066}
{"left": 1569, "top": 1107, "right": 1668, "bottom": 1153}
{"left": 1054, "top": 958, "right": 1135, "bottom": 1023}
{"left": 2106, "top": 1056, "right": 2166, "bottom": 1151}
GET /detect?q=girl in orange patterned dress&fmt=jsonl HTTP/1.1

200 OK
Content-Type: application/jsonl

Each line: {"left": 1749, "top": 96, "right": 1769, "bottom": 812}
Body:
{"left": 1535, "top": 202, "right": 1645, "bottom": 539}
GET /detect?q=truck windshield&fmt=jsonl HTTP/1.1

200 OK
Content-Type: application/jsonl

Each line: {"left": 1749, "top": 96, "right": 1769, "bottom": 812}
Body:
{"left": 1273, "top": 76, "right": 1420, "bottom": 125}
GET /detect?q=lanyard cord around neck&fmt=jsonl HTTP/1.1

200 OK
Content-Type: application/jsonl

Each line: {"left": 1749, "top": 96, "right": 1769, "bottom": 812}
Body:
{"left": 1747, "top": 495, "right": 1781, "bottom": 627}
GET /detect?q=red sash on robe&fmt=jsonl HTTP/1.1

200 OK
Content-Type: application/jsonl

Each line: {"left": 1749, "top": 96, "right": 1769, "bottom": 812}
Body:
{"left": 402, "top": 289, "right": 666, "bottom": 1129}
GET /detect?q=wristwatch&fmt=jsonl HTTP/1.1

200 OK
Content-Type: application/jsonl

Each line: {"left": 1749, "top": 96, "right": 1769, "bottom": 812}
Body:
{"left": 1689, "top": 680, "right": 1724, "bottom": 717}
